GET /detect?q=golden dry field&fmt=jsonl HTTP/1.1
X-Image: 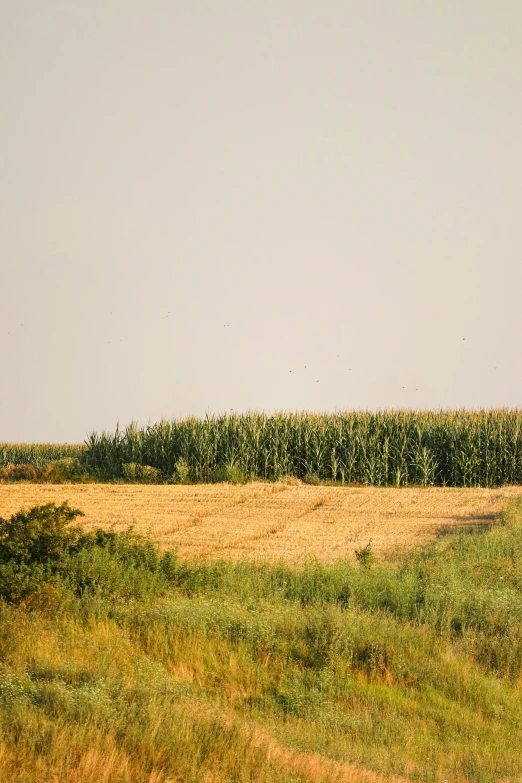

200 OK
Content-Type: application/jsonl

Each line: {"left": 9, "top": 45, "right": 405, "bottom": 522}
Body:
{"left": 1, "top": 482, "right": 521, "bottom": 563}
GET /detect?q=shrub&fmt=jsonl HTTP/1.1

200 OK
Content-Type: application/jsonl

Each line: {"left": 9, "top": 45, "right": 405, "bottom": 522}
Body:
{"left": 38, "top": 458, "right": 90, "bottom": 483}
{"left": 355, "top": 540, "right": 374, "bottom": 569}
{"left": 0, "top": 503, "right": 85, "bottom": 602}
{"left": 225, "top": 464, "right": 248, "bottom": 484}
{"left": 0, "top": 464, "right": 37, "bottom": 482}
{"left": 122, "top": 463, "right": 162, "bottom": 483}
{"left": 173, "top": 457, "right": 191, "bottom": 484}
{"left": 278, "top": 475, "right": 303, "bottom": 486}
{"left": 0, "top": 503, "right": 177, "bottom": 603}
{"left": 206, "top": 464, "right": 248, "bottom": 484}
{"left": 62, "top": 527, "right": 178, "bottom": 601}
{"left": 303, "top": 473, "right": 321, "bottom": 486}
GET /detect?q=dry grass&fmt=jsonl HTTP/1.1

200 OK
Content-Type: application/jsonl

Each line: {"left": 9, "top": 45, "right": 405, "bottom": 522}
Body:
{"left": 1, "top": 483, "right": 521, "bottom": 563}
{"left": 250, "top": 725, "right": 410, "bottom": 783}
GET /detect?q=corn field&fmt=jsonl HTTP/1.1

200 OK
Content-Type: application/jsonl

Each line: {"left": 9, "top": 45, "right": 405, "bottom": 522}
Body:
{"left": 82, "top": 410, "right": 522, "bottom": 487}
{"left": 0, "top": 444, "right": 85, "bottom": 471}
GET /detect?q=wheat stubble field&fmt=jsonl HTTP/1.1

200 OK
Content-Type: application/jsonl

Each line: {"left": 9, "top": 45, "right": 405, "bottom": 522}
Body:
{"left": 1, "top": 482, "right": 521, "bottom": 562}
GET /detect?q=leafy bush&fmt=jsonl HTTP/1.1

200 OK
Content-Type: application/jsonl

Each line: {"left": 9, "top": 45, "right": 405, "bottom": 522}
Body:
{"left": 0, "top": 503, "right": 178, "bottom": 603}
{"left": 38, "top": 458, "right": 91, "bottom": 483}
{"left": 207, "top": 464, "right": 248, "bottom": 484}
{"left": 354, "top": 540, "right": 374, "bottom": 568}
{"left": 122, "top": 463, "right": 162, "bottom": 483}
{"left": 0, "top": 503, "right": 84, "bottom": 602}
{"left": 63, "top": 544, "right": 165, "bottom": 602}
{"left": 173, "top": 457, "right": 191, "bottom": 484}
{"left": 224, "top": 464, "right": 248, "bottom": 484}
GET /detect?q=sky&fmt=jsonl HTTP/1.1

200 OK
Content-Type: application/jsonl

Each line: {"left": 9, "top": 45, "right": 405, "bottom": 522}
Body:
{"left": 1, "top": 0, "right": 521, "bottom": 443}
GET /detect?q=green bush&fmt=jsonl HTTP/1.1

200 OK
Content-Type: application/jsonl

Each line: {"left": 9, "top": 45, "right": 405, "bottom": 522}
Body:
{"left": 354, "top": 540, "right": 374, "bottom": 569}
{"left": 0, "top": 503, "right": 84, "bottom": 602}
{"left": 0, "top": 504, "right": 174, "bottom": 603}
{"left": 38, "top": 457, "right": 91, "bottom": 483}
{"left": 173, "top": 457, "right": 191, "bottom": 484}
{"left": 122, "top": 463, "right": 162, "bottom": 483}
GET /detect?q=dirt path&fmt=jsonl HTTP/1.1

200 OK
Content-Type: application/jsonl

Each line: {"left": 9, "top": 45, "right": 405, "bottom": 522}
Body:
{"left": 1, "top": 483, "right": 520, "bottom": 563}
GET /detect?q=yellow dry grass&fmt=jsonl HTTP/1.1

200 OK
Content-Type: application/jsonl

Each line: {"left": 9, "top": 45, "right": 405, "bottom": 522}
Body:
{"left": 1, "top": 482, "right": 521, "bottom": 563}
{"left": 250, "top": 725, "right": 410, "bottom": 783}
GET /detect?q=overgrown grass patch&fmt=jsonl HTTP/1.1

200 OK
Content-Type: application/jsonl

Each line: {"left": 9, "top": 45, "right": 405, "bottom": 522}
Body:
{"left": 1, "top": 499, "right": 522, "bottom": 781}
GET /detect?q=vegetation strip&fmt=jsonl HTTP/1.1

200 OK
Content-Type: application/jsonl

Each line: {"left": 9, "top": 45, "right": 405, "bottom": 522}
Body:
{"left": 1, "top": 498, "right": 522, "bottom": 781}
{"left": 3, "top": 409, "right": 522, "bottom": 487}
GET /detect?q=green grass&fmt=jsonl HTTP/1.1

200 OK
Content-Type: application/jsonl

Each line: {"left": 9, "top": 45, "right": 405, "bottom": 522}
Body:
{"left": 1, "top": 499, "right": 522, "bottom": 781}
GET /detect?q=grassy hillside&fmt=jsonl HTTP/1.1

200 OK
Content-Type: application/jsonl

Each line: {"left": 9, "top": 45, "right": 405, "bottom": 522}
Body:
{"left": 1, "top": 498, "right": 522, "bottom": 781}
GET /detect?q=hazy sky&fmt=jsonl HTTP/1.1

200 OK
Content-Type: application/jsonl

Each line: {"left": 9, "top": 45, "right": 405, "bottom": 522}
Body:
{"left": 1, "top": 1, "right": 521, "bottom": 443}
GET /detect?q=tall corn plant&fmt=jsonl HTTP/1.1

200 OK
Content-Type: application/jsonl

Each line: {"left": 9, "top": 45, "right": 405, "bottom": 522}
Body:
{"left": 81, "top": 410, "right": 522, "bottom": 486}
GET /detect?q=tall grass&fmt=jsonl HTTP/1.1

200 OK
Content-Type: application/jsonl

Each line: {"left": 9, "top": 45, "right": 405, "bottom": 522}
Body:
{"left": 1, "top": 499, "right": 522, "bottom": 781}
{"left": 0, "top": 443, "right": 84, "bottom": 471}
{"left": 84, "top": 409, "right": 522, "bottom": 486}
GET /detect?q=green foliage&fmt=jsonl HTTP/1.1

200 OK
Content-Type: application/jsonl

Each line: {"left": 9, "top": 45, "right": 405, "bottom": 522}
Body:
{"left": 40, "top": 458, "right": 91, "bottom": 483}
{"left": 173, "top": 456, "right": 191, "bottom": 483}
{"left": 354, "top": 540, "right": 374, "bottom": 568}
{"left": 0, "top": 503, "right": 84, "bottom": 564}
{"left": 0, "top": 444, "right": 84, "bottom": 473}
{"left": 1, "top": 500, "right": 522, "bottom": 780}
{"left": 82, "top": 409, "right": 522, "bottom": 486}
{"left": 0, "top": 458, "right": 92, "bottom": 484}
{"left": 0, "top": 503, "right": 84, "bottom": 602}
{"left": 4, "top": 409, "right": 522, "bottom": 487}
{"left": 63, "top": 526, "right": 177, "bottom": 602}
{"left": 0, "top": 504, "right": 173, "bottom": 603}
{"left": 121, "top": 462, "right": 162, "bottom": 483}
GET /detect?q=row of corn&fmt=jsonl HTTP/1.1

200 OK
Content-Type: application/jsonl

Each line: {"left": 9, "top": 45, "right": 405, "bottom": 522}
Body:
{"left": 0, "top": 443, "right": 85, "bottom": 472}
{"left": 78, "top": 410, "right": 522, "bottom": 486}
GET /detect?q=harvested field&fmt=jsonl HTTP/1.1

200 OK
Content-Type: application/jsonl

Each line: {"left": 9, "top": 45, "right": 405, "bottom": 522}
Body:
{"left": 2, "top": 483, "right": 521, "bottom": 563}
